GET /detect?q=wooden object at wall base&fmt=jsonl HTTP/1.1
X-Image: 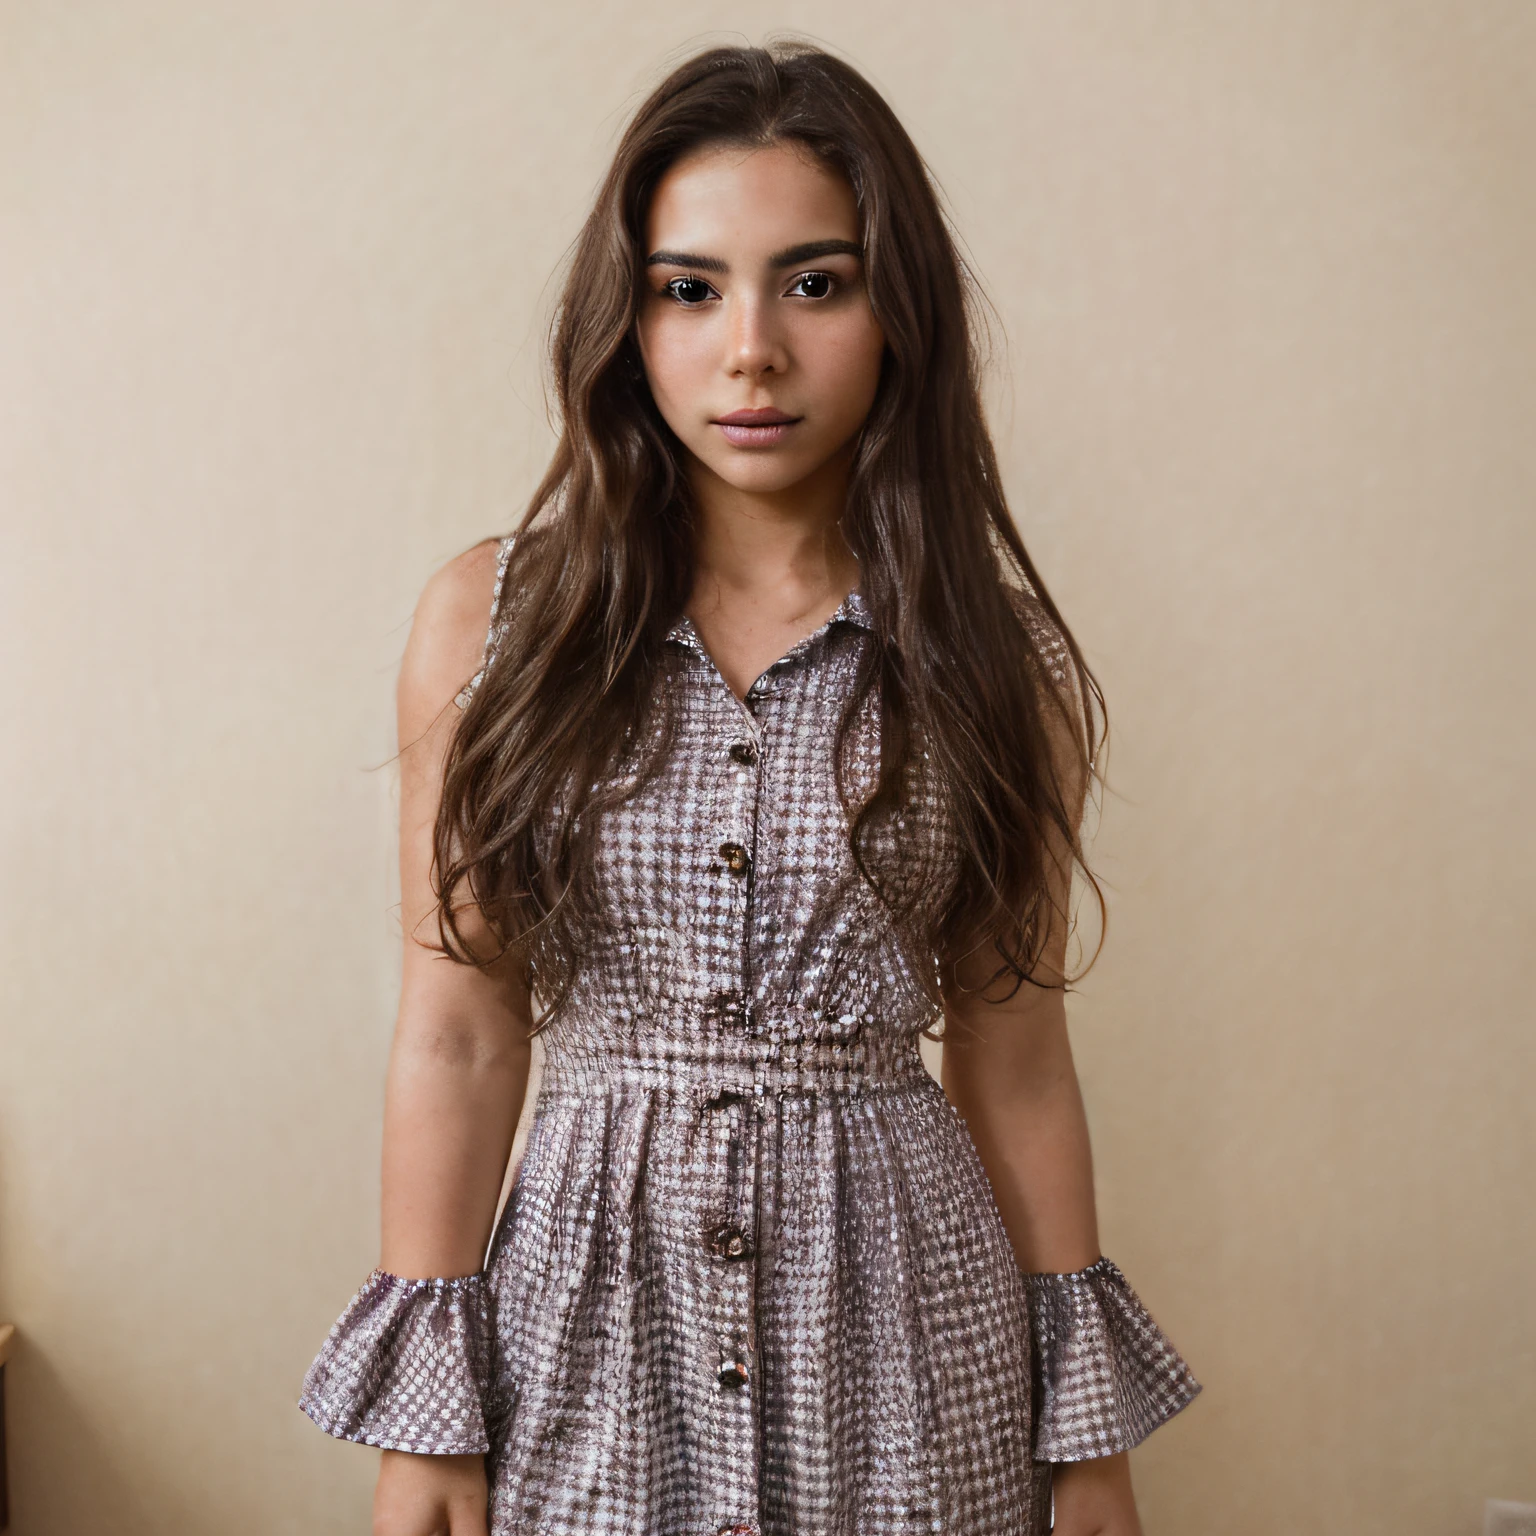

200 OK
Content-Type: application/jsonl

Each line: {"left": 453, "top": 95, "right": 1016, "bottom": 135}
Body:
{"left": 0, "top": 1324, "right": 12, "bottom": 1533}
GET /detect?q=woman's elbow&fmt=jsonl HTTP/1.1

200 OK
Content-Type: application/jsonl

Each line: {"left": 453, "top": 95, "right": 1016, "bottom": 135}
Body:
{"left": 390, "top": 1006, "right": 529, "bottom": 1078}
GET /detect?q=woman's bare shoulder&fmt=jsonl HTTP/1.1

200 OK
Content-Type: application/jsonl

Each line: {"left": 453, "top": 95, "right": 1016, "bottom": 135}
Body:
{"left": 398, "top": 537, "right": 506, "bottom": 732}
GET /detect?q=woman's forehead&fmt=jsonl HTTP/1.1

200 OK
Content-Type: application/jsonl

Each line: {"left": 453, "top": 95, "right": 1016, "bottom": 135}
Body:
{"left": 644, "top": 142, "right": 859, "bottom": 255}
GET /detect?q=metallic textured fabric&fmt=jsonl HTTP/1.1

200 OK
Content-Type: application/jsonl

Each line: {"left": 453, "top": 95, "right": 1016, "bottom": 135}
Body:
{"left": 1024, "top": 1257, "right": 1201, "bottom": 1461}
{"left": 301, "top": 534, "right": 1200, "bottom": 1534}
{"left": 302, "top": 1270, "right": 494, "bottom": 1453}
{"left": 451, "top": 533, "right": 516, "bottom": 712}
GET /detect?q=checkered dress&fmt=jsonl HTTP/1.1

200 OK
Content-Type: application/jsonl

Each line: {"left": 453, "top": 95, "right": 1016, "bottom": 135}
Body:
{"left": 300, "top": 534, "right": 1200, "bottom": 1535}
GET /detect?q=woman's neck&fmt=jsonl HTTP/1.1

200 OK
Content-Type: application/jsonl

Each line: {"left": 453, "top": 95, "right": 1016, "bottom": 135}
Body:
{"left": 684, "top": 446, "right": 861, "bottom": 614}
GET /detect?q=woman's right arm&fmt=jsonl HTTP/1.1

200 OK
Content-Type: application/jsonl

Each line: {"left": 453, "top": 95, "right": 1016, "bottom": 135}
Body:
{"left": 374, "top": 539, "right": 535, "bottom": 1536}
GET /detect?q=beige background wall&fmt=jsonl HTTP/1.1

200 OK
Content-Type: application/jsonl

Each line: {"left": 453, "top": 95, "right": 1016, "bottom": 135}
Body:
{"left": 2, "top": 3, "right": 1532, "bottom": 1532}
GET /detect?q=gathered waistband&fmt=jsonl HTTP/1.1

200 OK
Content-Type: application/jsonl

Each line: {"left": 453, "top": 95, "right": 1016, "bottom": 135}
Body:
{"left": 536, "top": 1025, "right": 934, "bottom": 1106}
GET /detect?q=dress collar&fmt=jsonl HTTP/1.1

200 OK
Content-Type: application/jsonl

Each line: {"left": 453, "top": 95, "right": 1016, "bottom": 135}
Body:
{"left": 663, "top": 585, "right": 873, "bottom": 652}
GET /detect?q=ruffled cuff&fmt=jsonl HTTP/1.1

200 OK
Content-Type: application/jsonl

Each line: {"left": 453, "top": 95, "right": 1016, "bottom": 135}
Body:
{"left": 1023, "top": 1255, "right": 1201, "bottom": 1461}
{"left": 299, "top": 1269, "right": 494, "bottom": 1455}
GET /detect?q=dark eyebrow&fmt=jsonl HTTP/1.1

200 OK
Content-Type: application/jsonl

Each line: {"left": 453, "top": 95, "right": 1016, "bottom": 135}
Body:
{"left": 644, "top": 239, "right": 863, "bottom": 273}
{"left": 769, "top": 239, "right": 864, "bottom": 267}
{"left": 646, "top": 250, "right": 729, "bottom": 274}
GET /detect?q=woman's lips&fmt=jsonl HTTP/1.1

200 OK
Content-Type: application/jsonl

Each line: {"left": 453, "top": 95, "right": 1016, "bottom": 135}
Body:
{"left": 718, "top": 421, "right": 795, "bottom": 447}
{"left": 715, "top": 418, "right": 801, "bottom": 448}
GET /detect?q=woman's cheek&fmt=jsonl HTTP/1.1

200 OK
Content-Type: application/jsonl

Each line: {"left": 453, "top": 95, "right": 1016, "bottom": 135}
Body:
{"left": 823, "top": 333, "right": 884, "bottom": 432}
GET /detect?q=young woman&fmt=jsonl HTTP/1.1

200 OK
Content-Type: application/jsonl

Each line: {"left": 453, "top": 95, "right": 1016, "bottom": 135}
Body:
{"left": 301, "top": 41, "right": 1199, "bottom": 1536}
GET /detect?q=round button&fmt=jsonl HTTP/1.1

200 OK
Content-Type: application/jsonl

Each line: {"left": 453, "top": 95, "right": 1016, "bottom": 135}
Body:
{"left": 711, "top": 1222, "right": 752, "bottom": 1260}
{"left": 728, "top": 740, "right": 758, "bottom": 766}
{"left": 718, "top": 841, "right": 749, "bottom": 874}
{"left": 718, "top": 1357, "right": 750, "bottom": 1389}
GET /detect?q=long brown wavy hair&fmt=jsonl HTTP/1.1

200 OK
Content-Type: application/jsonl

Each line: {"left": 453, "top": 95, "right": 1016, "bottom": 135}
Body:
{"left": 431, "top": 39, "right": 1106, "bottom": 1034}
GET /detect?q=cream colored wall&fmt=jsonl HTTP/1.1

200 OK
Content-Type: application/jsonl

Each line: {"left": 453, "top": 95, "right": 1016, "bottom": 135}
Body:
{"left": 2, "top": 4, "right": 1531, "bottom": 1532}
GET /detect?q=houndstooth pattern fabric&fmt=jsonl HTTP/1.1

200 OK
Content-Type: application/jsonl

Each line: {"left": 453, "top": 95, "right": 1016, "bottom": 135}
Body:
{"left": 452, "top": 532, "right": 516, "bottom": 711}
{"left": 299, "top": 1269, "right": 495, "bottom": 1453}
{"left": 301, "top": 534, "right": 1199, "bottom": 1533}
{"left": 1024, "top": 1257, "right": 1202, "bottom": 1461}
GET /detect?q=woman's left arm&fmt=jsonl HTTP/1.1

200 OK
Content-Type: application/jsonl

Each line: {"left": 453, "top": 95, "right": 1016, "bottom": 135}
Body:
{"left": 938, "top": 644, "right": 1197, "bottom": 1536}
{"left": 941, "top": 956, "right": 1144, "bottom": 1536}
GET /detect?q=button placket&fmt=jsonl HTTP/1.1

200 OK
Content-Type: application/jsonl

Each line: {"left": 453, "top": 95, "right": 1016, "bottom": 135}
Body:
{"left": 700, "top": 678, "right": 773, "bottom": 1515}
{"left": 698, "top": 1089, "right": 762, "bottom": 1517}
{"left": 715, "top": 684, "right": 765, "bottom": 1042}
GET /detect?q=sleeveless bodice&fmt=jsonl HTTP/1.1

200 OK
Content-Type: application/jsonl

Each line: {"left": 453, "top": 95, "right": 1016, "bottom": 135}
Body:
{"left": 539, "top": 583, "right": 953, "bottom": 1108}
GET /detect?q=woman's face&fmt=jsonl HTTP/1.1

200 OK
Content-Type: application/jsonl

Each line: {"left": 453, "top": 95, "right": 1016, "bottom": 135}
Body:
{"left": 633, "top": 140, "right": 887, "bottom": 500}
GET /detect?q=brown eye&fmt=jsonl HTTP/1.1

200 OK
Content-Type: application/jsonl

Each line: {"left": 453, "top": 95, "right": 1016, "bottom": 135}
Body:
{"left": 664, "top": 276, "right": 715, "bottom": 306}
{"left": 788, "top": 271, "right": 835, "bottom": 299}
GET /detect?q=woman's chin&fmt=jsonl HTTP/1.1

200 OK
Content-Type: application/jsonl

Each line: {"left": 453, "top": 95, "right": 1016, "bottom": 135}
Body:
{"left": 688, "top": 448, "right": 840, "bottom": 499}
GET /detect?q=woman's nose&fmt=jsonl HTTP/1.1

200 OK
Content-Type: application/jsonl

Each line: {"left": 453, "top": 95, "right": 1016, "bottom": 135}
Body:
{"left": 726, "top": 294, "right": 788, "bottom": 377}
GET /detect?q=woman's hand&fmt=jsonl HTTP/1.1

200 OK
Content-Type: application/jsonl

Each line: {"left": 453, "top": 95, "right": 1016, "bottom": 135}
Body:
{"left": 373, "top": 1450, "right": 490, "bottom": 1536}
{"left": 1049, "top": 1452, "right": 1144, "bottom": 1536}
